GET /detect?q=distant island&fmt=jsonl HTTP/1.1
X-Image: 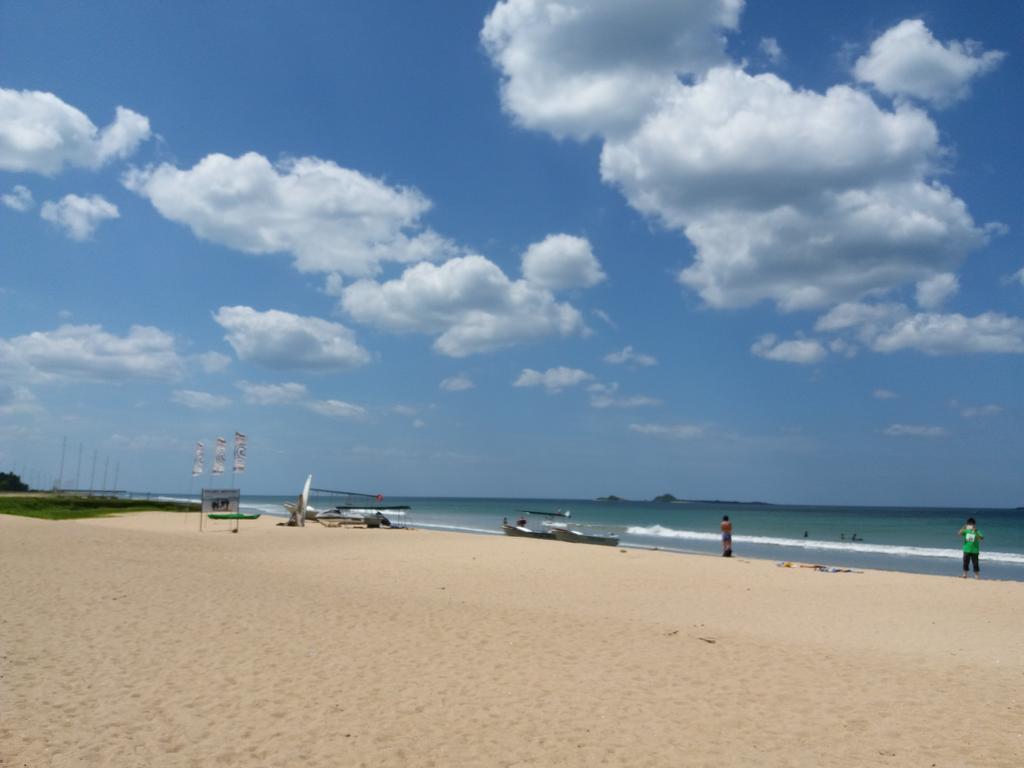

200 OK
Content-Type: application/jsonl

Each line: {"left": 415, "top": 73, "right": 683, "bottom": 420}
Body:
{"left": 597, "top": 493, "right": 773, "bottom": 505}
{"left": 651, "top": 493, "right": 774, "bottom": 505}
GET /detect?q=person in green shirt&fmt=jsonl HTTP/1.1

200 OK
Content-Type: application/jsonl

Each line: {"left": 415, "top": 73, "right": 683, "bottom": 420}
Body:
{"left": 958, "top": 517, "right": 983, "bottom": 579}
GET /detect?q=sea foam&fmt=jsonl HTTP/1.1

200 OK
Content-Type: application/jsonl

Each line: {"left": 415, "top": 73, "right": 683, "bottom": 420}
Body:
{"left": 626, "top": 525, "right": 1024, "bottom": 565}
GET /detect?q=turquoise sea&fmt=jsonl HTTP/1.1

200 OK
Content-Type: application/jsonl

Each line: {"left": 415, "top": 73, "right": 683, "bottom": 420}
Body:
{"left": 154, "top": 493, "right": 1024, "bottom": 581}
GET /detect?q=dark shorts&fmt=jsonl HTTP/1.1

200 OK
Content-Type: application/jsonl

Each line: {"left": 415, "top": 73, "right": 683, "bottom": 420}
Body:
{"left": 962, "top": 552, "right": 979, "bottom": 572}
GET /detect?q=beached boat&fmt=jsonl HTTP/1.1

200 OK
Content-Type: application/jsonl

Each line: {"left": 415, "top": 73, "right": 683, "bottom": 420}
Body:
{"left": 314, "top": 506, "right": 409, "bottom": 527}
{"left": 551, "top": 527, "right": 619, "bottom": 546}
{"left": 501, "top": 523, "right": 556, "bottom": 540}
{"left": 207, "top": 512, "right": 261, "bottom": 520}
{"left": 519, "top": 508, "right": 572, "bottom": 519}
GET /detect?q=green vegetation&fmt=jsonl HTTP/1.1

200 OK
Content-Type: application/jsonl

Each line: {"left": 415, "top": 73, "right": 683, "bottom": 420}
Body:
{"left": 596, "top": 495, "right": 624, "bottom": 502}
{"left": 653, "top": 493, "right": 679, "bottom": 502}
{"left": 0, "top": 495, "right": 199, "bottom": 520}
{"left": 0, "top": 472, "right": 29, "bottom": 492}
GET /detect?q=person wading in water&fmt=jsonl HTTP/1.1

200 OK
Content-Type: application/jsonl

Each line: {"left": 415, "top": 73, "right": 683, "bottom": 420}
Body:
{"left": 721, "top": 515, "right": 733, "bottom": 557}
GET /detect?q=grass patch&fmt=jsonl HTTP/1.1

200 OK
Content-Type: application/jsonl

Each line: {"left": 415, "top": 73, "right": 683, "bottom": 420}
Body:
{"left": 0, "top": 495, "right": 200, "bottom": 520}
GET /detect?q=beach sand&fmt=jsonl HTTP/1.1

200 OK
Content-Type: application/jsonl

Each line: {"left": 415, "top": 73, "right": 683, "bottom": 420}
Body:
{"left": 2, "top": 512, "right": 1021, "bottom": 767}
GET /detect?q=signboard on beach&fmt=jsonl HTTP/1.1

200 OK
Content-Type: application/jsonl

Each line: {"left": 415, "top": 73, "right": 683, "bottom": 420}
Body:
{"left": 201, "top": 488, "right": 240, "bottom": 514}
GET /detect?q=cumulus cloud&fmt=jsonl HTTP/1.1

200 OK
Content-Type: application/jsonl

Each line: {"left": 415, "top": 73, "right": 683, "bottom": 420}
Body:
{"left": 236, "top": 381, "right": 308, "bottom": 405}
{"left": 817, "top": 301, "right": 1024, "bottom": 355}
{"left": 0, "top": 88, "right": 150, "bottom": 175}
{"left": 513, "top": 366, "right": 593, "bottom": 392}
{"left": 873, "top": 388, "right": 898, "bottom": 400}
{"left": 872, "top": 312, "right": 1024, "bottom": 355}
{"left": 0, "top": 324, "right": 182, "bottom": 382}
{"left": 521, "top": 234, "right": 605, "bottom": 290}
{"left": 40, "top": 194, "right": 119, "bottom": 240}
{"left": 1010, "top": 268, "right": 1024, "bottom": 288}
{"left": 853, "top": 19, "right": 1005, "bottom": 107}
{"left": 341, "top": 254, "right": 586, "bottom": 357}
{"left": 883, "top": 424, "right": 948, "bottom": 438}
{"left": 603, "top": 345, "right": 656, "bottom": 366}
{"left": 171, "top": 389, "right": 230, "bottom": 410}
{"left": 484, "top": 5, "right": 992, "bottom": 313}
{"left": 481, "top": 0, "right": 742, "bottom": 139}
{"left": 915, "top": 272, "right": 958, "bottom": 309}
{"left": 751, "top": 334, "right": 827, "bottom": 364}
{"left": 440, "top": 375, "right": 475, "bottom": 391}
{"left": 213, "top": 306, "right": 371, "bottom": 370}
{"left": 2, "top": 185, "right": 33, "bottom": 212}
{"left": 125, "top": 152, "right": 455, "bottom": 277}
{"left": 629, "top": 422, "right": 704, "bottom": 439}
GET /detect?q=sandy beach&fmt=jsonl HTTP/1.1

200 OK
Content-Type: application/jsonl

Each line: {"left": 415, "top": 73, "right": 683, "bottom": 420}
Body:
{"left": 2, "top": 512, "right": 1021, "bottom": 767}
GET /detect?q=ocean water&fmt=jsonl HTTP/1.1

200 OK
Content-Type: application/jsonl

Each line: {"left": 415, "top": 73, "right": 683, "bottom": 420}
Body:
{"left": 154, "top": 493, "right": 1024, "bottom": 581}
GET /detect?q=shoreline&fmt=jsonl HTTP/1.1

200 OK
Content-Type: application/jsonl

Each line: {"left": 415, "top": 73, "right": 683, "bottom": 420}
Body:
{"left": 3, "top": 512, "right": 1022, "bottom": 767}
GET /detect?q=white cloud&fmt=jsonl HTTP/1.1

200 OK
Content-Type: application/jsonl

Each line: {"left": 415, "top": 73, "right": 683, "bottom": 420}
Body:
{"left": 40, "top": 194, "right": 119, "bottom": 240}
{"left": 440, "top": 375, "right": 475, "bottom": 391}
{"left": 341, "top": 254, "right": 586, "bottom": 357}
{"left": 0, "top": 324, "right": 182, "bottom": 382}
{"left": 521, "top": 233, "right": 605, "bottom": 290}
{"left": 1010, "top": 268, "right": 1024, "bottom": 288}
{"left": 481, "top": 0, "right": 742, "bottom": 139}
{"left": 751, "top": 334, "right": 827, "bottom": 364}
{"left": 883, "top": 424, "right": 948, "bottom": 438}
{"left": 236, "top": 381, "right": 308, "bottom": 405}
{"left": 915, "top": 272, "right": 958, "bottom": 309}
{"left": 391, "top": 404, "right": 417, "bottom": 416}
{"left": 513, "top": 366, "right": 593, "bottom": 393}
{"left": 960, "top": 404, "right": 1002, "bottom": 419}
{"left": 171, "top": 389, "right": 230, "bottom": 410}
{"left": 195, "top": 351, "right": 231, "bottom": 373}
{"left": 0, "top": 385, "right": 41, "bottom": 416}
{"left": 600, "top": 68, "right": 985, "bottom": 311}
{"left": 872, "top": 312, "right": 1024, "bottom": 355}
{"left": 483, "top": 8, "right": 991, "bottom": 313}
{"left": 125, "top": 152, "right": 455, "bottom": 277}
{"left": 592, "top": 309, "right": 617, "bottom": 329}
{"left": 305, "top": 399, "right": 367, "bottom": 419}
{"left": 0, "top": 89, "right": 150, "bottom": 174}
{"left": 853, "top": 19, "right": 1005, "bottom": 107}
{"left": 589, "top": 385, "right": 660, "bottom": 409}
{"left": 2, "top": 185, "right": 33, "bottom": 212}
{"left": 817, "top": 301, "right": 1024, "bottom": 355}
{"left": 213, "top": 306, "right": 371, "bottom": 370}
{"left": 603, "top": 345, "right": 656, "bottom": 366}
{"left": 413, "top": 418, "right": 426, "bottom": 429}
{"left": 873, "top": 388, "right": 898, "bottom": 400}
{"left": 759, "top": 37, "right": 784, "bottom": 64}
{"left": 629, "top": 422, "right": 704, "bottom": 439}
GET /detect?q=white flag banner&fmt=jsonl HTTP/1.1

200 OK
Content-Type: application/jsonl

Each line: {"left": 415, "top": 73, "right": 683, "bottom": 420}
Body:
{"left": 212, "top": 437, "right": 226, "bottom": 475}
{"left": 191, "top": 442, "right": 204, "bottom": 477}
{"left": 233, "top": 432, "right": 247, "bottom": 473}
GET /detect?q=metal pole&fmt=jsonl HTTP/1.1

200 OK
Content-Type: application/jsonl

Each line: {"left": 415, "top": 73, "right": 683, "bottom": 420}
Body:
{"left": 102, "top": 456, "right": 109, "bottom": 494}
{"left": 89, "top": 450, "right": 97, "bottom": 494}
{"left": 113, "top": 462, "right": 119, "bottom": 495}
{"left": 74, "top": 443, "right": 82, "bottom": 490}
{"left": 57, "top": 435, "right": 67, "bottom": 491}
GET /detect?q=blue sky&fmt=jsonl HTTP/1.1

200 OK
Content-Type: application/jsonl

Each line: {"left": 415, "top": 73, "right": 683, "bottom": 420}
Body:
{"left": 1, "top": 0, "right": 1021, "bottom": 505}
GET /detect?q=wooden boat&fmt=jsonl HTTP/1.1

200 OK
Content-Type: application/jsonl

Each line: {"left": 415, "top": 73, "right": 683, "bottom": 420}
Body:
{"left": 501, "top": 523, "right": 555, "bottom": 540}
{"left": 551, "top": 527, "right": 618, "bottom": 546}
{"left": 519, "top": 508, "right": 571, "bottom": 519}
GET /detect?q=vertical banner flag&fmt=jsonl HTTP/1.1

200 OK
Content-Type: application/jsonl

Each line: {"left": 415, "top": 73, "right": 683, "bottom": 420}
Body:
{"left": 212, "top": 437, "right": 226, "bottom": 475}
{"left": 233, "top": 432, "right": 247, "bottom": 473}
{"left": 191, "top": 442, "right": 204, "bottom": 477}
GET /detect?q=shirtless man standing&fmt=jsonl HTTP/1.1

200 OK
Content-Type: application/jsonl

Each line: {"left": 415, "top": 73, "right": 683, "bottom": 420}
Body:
{"left": 721, "top": 515, "right": 733, "bottom": 557}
